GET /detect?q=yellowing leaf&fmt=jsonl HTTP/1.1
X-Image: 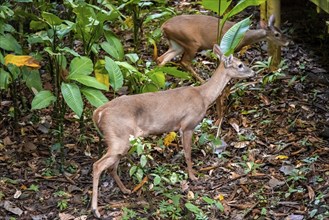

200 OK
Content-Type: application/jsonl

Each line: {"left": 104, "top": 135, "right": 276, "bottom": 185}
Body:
{"left": 163, "top": 132, "right": 176, "bottom": 146}
{"left": 148, "top": 38, "right": 158, "bottom": 60}
{"left": 124, "top": 16, "right": 134, "bottom": 29}
{"left": 275, "top": 155, "right": 289, "bottom": 160}
{"left": 4, "top": 54, "right": 40, "bottom": 68}
{"left": 239, "top": 45, "right": 251, "bottom": 55}
{"left": 94, "top": 59, "right": 109, "bottom": 89}
{"left": 132, "top": 176, "right": 148, "bottom": 193}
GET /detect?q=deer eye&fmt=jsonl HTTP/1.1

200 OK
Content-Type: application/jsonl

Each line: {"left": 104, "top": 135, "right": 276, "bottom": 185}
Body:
{"left": 275, "top": 32, "right": 280, "bottom": 38}
{"left": 238, "top": 63, "right": 243, "bottom": 69}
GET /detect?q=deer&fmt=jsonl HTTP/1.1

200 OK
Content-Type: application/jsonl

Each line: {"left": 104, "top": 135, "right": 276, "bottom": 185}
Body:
{"left": 157, "top": 14, "right": 289, "bottom": 82}
{"left": 91, "top": 44, "right": 255, "bottom": 218}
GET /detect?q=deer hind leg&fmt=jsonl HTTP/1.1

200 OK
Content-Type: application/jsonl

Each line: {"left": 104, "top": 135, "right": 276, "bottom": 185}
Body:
{"left": 157, "top": 39, "right": 184, "bottom": 66}
{"left": 110, "top": 159, "right": 131, "bottom": 194}
{"left": 180, "top": 48, "right": 205, "bottom": 83}
{"left": 91, "top": 139, "right": 130, "bottom": 218}
{"left": 181, "top": 129, "right": 198, "bottom": 181}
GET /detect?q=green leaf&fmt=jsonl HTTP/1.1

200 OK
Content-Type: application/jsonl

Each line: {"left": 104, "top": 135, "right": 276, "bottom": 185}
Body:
{"left": 155, "top": 66, "right": 190, "bottom": 79}
{"left": 202, "top": 196, "right": 215, "bottom": 205}
{"left": 68, "top": 56, "right": 93, "bottom": 78}
{"left": 101, "top": 31, "right": 124, "bottom": 60}
{"left": 0, "top": 52, "right": 4, "bottom": 64}
{"left": 137, "top": 143, "right": 143, "bottom": 156}
{"left": 202, "top": 0, "right": 232, "bottom": 15}
{"left": 0, "top": 34, "right": 22, "bottom": 54}
{"left": 215, "top": 201, "right": 224, "bottom": 212}
{"left": 125, "top": 53, "right": 139, "bottom": 63}
{"left": 140, "top": 155, "right": 147, "bottom": 168}
{"left": 220, "top": 17, "right": 251, "bottom": 56}
{"left": 24, "top": 69, "right": 42, "bottom": 91}
{"left": 153, "top": 174, "right": 161, "bottom": 185}
{"left": 70, "top": 75, "right": 108, "bottom": 91}
{"left": 61, "top": 83, "right": 83, "bottom": 117}
{"left": 147, "top": 71, "right": 165, "bottom": 89}
{"left": 228, "top": 0, "right": 266, "bottom": 18}
{"left": 31, "top": 90, "right": 56, "bottom": 109}
{"left": 0, "top": 68, "right": 10, "bottom": 90}
{"left": 30, "top": 20, "right": 48, "bottom": 30}
{"left": 185, "top": 203, "right": 203, "bottom": 214}
{"left": 136, "top": 168, "right": 144, "bottom": 182}
{"left": 42, "top": 12, "right": 63, "bottom": 26}
{"left": 170, "top": 172, "right": 178, "bottom": 184}
{"left": 58, "top": 47, "right": 81, "bottom": 57}
{"left": 129, "top": 165, "right": 138, "bottom": 176}
{"left": 142, "top": 83, "right": 158, "bottom": 93}
{"left": 116, "top": 61, "right": 139, "bottom": 73}
{"left": 105, "top": 56, "right": 123, "bottom": 91}
{"left": 81, "top": 87, "right": 108, "bottom": 108}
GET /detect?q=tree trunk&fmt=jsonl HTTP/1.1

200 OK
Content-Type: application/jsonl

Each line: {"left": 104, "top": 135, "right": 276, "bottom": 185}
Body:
{"left": 267, "top": 0, "right": 282, "bottom": 70}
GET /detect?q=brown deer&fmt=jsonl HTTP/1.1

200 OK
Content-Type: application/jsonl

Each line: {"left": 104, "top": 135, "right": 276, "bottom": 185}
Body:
{"left": 157, "top": 14, "right": 289, "bottom": 82}
{"left": 91, "top": 44, "right": 255, "bottom": 218}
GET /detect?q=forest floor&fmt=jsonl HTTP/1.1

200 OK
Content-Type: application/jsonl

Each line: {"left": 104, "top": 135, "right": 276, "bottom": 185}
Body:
{"left": 0, "top": 1, "right": 329, "bottom": 220}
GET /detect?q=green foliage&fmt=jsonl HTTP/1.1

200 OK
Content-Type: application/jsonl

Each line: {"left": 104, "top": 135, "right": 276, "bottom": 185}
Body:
{"left": 57, "top": 199, "right": 68, "bottom": 210}
{"left": 201, "top": 0, "right": 265, "bottom": 54}
{"left": 158, "top": 194, "right": 182, "bottom": 219}
{"left": 220, "top": 17, "right": 251, "bottom": 55}
{"left": 253, "top": 57, "right": 288, "bottom": 85}
{"left": 202, "top": 0, "right": 232, "bottom": 15}
{"left": 122, "top": 207, "right": 138, "bottom": 220}
{"left": 31, "top": 91, "right": 57, "bottom": 110}
{"left": 27, "top": 184, "right": 39, "bottom": 192}
{"left": 105, "top": 56, "right": 124, "bottom": 92}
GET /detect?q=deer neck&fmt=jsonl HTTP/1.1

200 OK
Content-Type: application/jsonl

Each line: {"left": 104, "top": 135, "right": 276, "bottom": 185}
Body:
{"left": 236, "top": 29, "right": 267, "bottom": 51}
{"left": 197, "top": 62, "right": 231, "bottom": 107}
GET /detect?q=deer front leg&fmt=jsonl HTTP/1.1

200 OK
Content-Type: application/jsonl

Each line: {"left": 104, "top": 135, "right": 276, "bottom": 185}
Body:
{"left": 182, "top": 129, "right": 198, "bottom": 181}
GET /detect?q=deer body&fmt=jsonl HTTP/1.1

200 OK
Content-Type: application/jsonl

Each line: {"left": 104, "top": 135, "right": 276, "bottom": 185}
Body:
{"left": 91, "top": 45, "right": 254, "bottom": 218}
{"left": 157, "top": 14, "right": 289, "bottom": 82}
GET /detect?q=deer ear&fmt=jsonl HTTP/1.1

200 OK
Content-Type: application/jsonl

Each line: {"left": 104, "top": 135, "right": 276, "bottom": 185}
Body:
{"left": 268, "top": 14, "right": 275, "bottom": 27}
{"left": 224, "top": 54, "right": 233, "bottom": 67}
{"left": 213, "top": 44, "right": 223, "bottom": 59}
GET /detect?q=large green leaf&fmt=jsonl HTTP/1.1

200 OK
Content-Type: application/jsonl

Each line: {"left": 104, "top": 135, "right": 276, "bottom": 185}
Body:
{"left": 227, "top": 0, "right": 266, "bottom": 18}
{"left": 68, "top": 56, "right": 93, "bottom": 79}
{"left": 142, "top": 83, "right": 158, "bottom": 93}
{"left": 0, "top": 34, "right": 22, "bottom": 54}
{"left": 42, "top": 12, "right": 63, "bottom": 26}
{"left": 31, "top": 90, "right": 56, "bottom": 110}
{"left": 105, "top": 56, "right": 123, "bottom": 91}
{"left": 147, "top": 71, "right": 165, "bottom": 89}
{"left": 61, "top": 82, "right": 83, "bottom": 117}
{"left": 0, "top": 52, "right": 4, "bottom": 64}
{"left": 101, "top": 31, "right": 124, "bottom": 60}
{"left": 201, "top": 0, "right": 232, "bottom": 15}
{"left": 23, "top": 69, "right": 42, "bottom": 91}
{"left": 81, "top": 87, "right": 108, "bottom": 108}
{"left": 220, "top": 17, "right": 251, "bottom": 56}
{"left": 155, "top": 66, "right": 190, "bottom": 79}
{"left": 70, "top": 75, "right": 108, "bottom": 91}
{"left": 0, "top": 68, "right": 10, "bottom": 90}
{"left": 116, "top": 61, "right": 140, "bottom": 73}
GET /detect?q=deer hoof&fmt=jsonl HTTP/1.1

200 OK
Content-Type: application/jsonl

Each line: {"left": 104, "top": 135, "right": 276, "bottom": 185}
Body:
{"left": 122, "top": 188, "right": 132, "bottom": 194}
{"left": 92, "top": 209, "right": 101, "bottom": 219}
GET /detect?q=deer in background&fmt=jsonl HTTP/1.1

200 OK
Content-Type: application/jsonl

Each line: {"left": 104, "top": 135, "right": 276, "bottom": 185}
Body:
{"left": 91, "top": 44, "right": 255, "bottom": 218}
{"left": 157, "top": 14, "right": 289, "bottom": 82}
